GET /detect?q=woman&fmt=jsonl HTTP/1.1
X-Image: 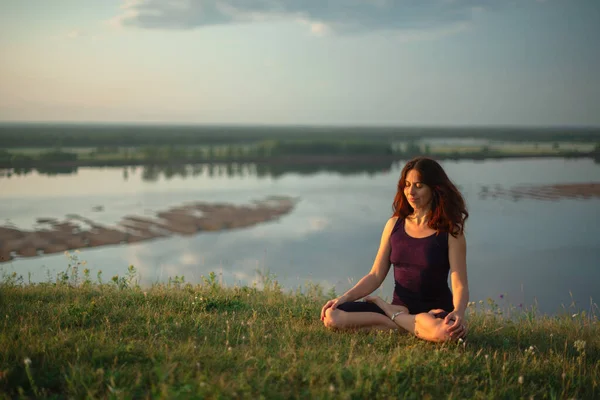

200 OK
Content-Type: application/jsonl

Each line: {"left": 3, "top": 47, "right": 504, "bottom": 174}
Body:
{"left": 320, "top": 157, "right": 469, "bottom": 342}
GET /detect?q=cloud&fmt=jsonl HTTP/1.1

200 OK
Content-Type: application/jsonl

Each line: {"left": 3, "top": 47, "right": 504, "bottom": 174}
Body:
{"left": 109, "top": 0, "right": 491, "bottom": 35}
{"left": 309, "top": 22, "right": 329, "bottom": 36}
{"left": 66, "top": 30, "right": 83, "bottom": 39}
{"left": 61, "top": 29, "right": 101, "bottom": 41}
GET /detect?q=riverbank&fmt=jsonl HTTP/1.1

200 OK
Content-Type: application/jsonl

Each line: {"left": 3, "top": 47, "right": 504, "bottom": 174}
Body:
{"left": 1, "top": 269, "right": 598, "bottom": 399}
{"left": 0, "top": 196, "right": 295, "bottom": 263}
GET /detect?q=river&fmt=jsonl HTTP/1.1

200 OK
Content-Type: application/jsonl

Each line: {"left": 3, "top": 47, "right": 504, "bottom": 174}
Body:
{"left": 1, "top": 157, "right": 599, "bottom": 315}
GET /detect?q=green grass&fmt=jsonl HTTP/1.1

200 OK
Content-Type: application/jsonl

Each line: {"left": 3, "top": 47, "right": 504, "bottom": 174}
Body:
{"left": 1, "top": 266, "right": 598, "bottom": 399}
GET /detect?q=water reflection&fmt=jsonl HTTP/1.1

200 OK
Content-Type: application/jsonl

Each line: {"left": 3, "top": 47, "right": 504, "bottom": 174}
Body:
{"left": 478, "top": 183, "right": 600, "bottom": 201}
{"left": 1, "top": 166, "right": 78, "bottom": 178}
{"left": 139, "top": 161, "right": 397, "bottom": 181}
{"left": 1, "top": 161, "right": 394, "bottom": 181}
{"left": 3, "top": 160, "right": 598, "bottom": 203}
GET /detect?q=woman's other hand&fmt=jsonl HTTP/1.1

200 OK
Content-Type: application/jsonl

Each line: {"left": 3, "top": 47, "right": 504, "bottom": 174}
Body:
{"left": 320, "top": 296, "right": 348, "bottom": 321}
{"left": 444, "top": 309, "right": 467, "bottom": 339}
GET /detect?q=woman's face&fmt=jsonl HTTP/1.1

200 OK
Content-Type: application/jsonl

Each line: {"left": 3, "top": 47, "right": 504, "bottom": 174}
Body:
{"left": 404, "top": 169, "right": 433, "bottom": 210}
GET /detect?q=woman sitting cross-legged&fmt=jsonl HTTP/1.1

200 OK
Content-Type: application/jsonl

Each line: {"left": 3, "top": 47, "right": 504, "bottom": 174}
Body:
{"left": 320, "top": 157, "right": 469, "bottom": 343}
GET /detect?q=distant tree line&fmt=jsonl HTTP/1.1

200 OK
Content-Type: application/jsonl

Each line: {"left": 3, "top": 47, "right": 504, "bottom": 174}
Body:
{"left": 2, "top": 159, "right": 395, "bottom": 181}
{"left": 0, "top": 149, "right": 78, "bottom": 167}
{"left": 0, "top": 140, "right": 398, "bottom": 167}
{"left": 0, "top": 139, "right": 596, "bottom": 169}
{"left": 1, "top": 123, "right": 599, "bottom": 148}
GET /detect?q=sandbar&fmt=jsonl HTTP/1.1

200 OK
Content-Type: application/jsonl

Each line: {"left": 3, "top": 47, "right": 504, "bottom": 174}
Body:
{"left": 0, "top": 196, "right": 296, "bottom": 263}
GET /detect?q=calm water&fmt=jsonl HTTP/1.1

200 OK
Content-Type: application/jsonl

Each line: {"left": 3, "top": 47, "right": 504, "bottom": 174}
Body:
{"left": 1, "top": 158, "right": 599, "bottom": 315}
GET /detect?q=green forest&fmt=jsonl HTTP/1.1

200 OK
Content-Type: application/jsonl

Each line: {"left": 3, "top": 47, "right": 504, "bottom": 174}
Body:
{"left": 1, "top": 124, "right": 599, "bottom": 170}
{"left": 1, "top": 123, "right": 600, "bottom": 147}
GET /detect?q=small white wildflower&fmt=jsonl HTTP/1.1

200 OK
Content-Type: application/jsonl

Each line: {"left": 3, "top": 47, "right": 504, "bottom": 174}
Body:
{"left": 24, "top": 358, "right": 31, "bottom": 366}
{"left": 550, "top": 333, "right": 553, "bottom": 338}
{"left": 228, "top": 347, "right": 232, "bottom": 351}
{"left": 192, "top": 302, "right": 195, "bottom": 305}
{"left": 329, "top": 384, "right": 335, "bottom": 392}
{"left": 242, "top": 336, "right": 246, "bottom": 340}
{"left": 574, "top": 340, "right": 586, "bottom": 353}
{"left": 485, "top": 354, "right": 489, "bottom": 360}
{"left": 518, "top": 376, "right": 524, "bottom": 384}
{"left": 572, "top": 313, "right": 578, "bottom": 318}
{"left": 458, "top": 338, "right": 464, "bottom": 344}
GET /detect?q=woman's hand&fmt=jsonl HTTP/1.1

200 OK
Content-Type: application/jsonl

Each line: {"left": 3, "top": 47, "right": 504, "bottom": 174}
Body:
{"left": 320, "top": 295, "right": 348, "bottom": 321}
{"left": 444, "top": 309, "right": 467, "bottom": 338}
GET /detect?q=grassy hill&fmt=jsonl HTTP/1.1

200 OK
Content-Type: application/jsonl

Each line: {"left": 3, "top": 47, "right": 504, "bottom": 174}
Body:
{"left": 1, "top": 264, "right": 598, "bottom": 399}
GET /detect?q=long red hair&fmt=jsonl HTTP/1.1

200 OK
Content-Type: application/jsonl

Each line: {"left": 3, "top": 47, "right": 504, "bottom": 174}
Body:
{"left": 392, "top": 157, "right": 468, "bottom": 237}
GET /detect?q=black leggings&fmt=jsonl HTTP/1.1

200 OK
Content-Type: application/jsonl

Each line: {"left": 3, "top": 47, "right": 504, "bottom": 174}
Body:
{"left": 337, "top": 301, "right": 386, "bottom": 315}
{"left": 337, "top": 301, "right": 450, "bottom": 319}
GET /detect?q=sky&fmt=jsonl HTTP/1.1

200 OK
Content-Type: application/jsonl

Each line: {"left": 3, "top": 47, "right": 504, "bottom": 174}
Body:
{"left": 0, "top": 0, "right": 599, "bottom": 127}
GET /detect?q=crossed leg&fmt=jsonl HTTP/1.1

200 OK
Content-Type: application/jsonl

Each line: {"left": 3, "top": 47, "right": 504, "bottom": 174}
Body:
{"left": 323, "top": 306, "right": 454, "bottom": 342}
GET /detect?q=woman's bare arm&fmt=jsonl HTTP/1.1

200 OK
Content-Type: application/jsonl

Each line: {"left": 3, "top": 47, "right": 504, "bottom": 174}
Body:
{"left": 339, "top": 217, "right": 396, "bottom": 301}
{"left": 320, "top": 217, "right": 396, "bottom": 320}
{"left": 444, "top": 232, "right": 469, "bottom": 334}
{"left": 449, "top": 233, "right": 469, "bottom": 314}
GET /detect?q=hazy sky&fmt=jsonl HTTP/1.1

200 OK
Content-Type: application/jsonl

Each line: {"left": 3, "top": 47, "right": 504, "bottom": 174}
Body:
{"left": 0, "top": 0, "right": 598, "bottom": 126}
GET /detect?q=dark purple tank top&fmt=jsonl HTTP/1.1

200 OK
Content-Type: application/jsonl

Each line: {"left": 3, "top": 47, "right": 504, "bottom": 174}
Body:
{"left": 389, "top": 218, "right": 453, "bottom": 313}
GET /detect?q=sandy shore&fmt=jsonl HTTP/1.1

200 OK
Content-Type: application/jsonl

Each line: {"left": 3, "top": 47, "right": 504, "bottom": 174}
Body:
{"left": 0, "top": 196, "right": 296, "bottom": 263}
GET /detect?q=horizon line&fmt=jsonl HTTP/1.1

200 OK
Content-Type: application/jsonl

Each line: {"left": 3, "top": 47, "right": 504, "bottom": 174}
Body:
{"left": 1, "top": 121, "right": 600, "bottom": 131}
